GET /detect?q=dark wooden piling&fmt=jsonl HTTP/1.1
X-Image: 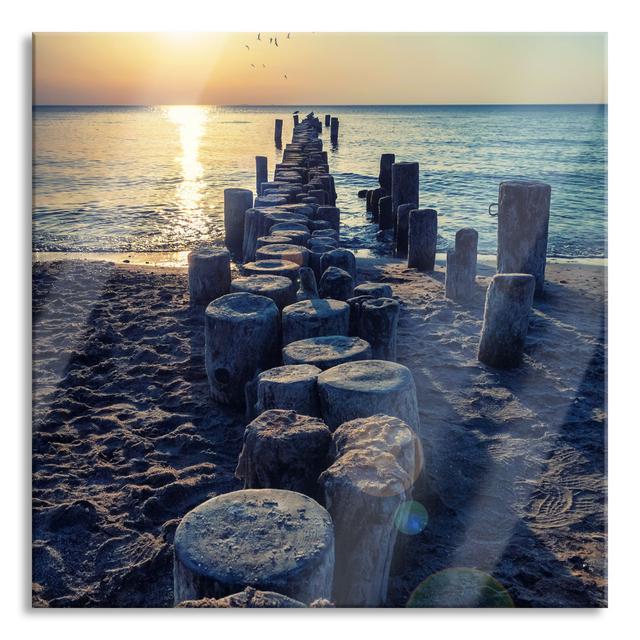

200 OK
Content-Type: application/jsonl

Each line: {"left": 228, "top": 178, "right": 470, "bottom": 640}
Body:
{"left": 407, "top": 209, "right": 438, "bottom": 271}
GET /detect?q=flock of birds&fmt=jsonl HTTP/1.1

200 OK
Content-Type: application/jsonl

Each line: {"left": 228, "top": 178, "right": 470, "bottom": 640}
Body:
{"left": 245, "top": 32, "right": 292, "bottom": 80}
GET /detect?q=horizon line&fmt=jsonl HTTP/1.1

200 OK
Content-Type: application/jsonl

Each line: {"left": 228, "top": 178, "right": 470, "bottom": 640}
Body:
{"left": 33, "top": 102, "right": 608, "bottom": 108}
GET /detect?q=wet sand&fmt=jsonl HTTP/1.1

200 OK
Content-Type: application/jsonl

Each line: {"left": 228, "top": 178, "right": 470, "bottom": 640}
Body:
{"left": 32, "top": 255, "right": 606, "bottom": 607}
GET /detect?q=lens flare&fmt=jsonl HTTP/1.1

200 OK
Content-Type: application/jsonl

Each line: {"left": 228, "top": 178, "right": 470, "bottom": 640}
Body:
{"left": 407, "top": 568, "right": 514, "bottom": 608}
{"left": 394, "top": 500, "right": 428, "bottom": 535}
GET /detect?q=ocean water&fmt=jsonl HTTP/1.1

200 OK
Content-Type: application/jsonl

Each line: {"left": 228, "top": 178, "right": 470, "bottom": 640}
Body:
{"left": 33, "top": 105, "right": 607, "bottom": 257}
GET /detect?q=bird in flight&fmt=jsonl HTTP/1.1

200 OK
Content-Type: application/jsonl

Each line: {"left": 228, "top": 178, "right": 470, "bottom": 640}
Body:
{"left": 257, "top": 33, "right": 261, "bottom": 41}
{"left": 250, "top": 64, "right": 255, "bottom": 68}
{"left": 269, "top": 37, "right": 273, "bottom": 45}
{"left": 287, "top": 33, "right": 291, "bottom": 39}
{"left": 284, "top": 74, "right": 288, "bottom": 79}
{"left": 262, "top": 64, "right": 266, "bottom": 68}
{"left": 275, "top": 37, "right": 279, "bottom": 47}
{"left": 293, "top": 110, "right": 299, "bottom": 114}
{"left": 245, "top": 44, "right": 250, "bottom": 50}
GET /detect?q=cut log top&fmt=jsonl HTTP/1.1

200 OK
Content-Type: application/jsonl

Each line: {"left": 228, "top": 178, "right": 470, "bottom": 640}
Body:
{"left": 188, "top": 247, "right": 229, "bottom": 262}
{"left": 231, "top": 274, "right": 294, "bottom": 296}
{"left": 317, "top": 359, "right": 414, "bottom": 394}
{"left": 283, "top": 298, "right": 349, "bottom": 319}
{"left": 241, "top": 408, "right": 330, "bottom": 442}
{"left": 205, "top": 292, "right": 277, "bottom": 320}
{"left": 283, "top": 335, "right": 371, "bottom": 369}
{"left": 354, "top": 282, "right": 393, "bottom": 298}
{"left": 499, "top": 178, "right": 551, "bottom": 191}
{"left": 174, "top": 489, "right": 333, "bottom": 585}
{"left": 257, "top": 366, "right": 322, "bottom": 388}
{"left": 177, "top": 587, "right": 307, "bottom": 608}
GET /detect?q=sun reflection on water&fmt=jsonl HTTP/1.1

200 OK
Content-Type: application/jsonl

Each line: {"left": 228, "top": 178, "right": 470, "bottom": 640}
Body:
{"left": 165, "top": 105, "right": 210, "bottom": 238}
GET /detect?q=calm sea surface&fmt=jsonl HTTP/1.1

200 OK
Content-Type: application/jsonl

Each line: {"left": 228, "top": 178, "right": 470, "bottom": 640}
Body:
{"left": 33, "top": 105, "right": 607, "bottom": 257}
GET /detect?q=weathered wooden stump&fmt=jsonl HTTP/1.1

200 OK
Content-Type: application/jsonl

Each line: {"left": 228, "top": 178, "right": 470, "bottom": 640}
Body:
{"left": 320, "top": 248, "right": 356, "bottom": 280}
{"left": 378, "top": 153, "right": 396, "bottom": 193}
{"left": 256, "top": 243, "right": 310, "bottom": 267}
{"left": 391, "top": 162, "right": 419, "bottom": 220}
{"left": 478, "top": 273, "right": 535, "bottom": 368}
{"left": 319, "top": 266, "right": 354, "bottom": 301}
{"left": 315, "top": 206, "right": 340, "bottom": 232}
{"left": 256, "top": 156, "right": 268, "bottom": 196}
{"left": 317, "top": 360, "right": 420, "bottom": 431}
{"left": 255, "top": 194, "right": 288, "bottom": 208}
{"left": 445, "top": 227, "right": 479, "bottom": 301}
{"left": 293, "top": 114, "right": 299, "bottom": 126}
{"left": 330, "top": 117, "right": 339, "bottom": 142}
{"left": 173, "top": 489, "right": 334, "bottom": 605}
{"left": 354, "top": 282, "right": 393, "bottom": 298}
{"left": 282, "top": 299, "right": 350, "bottom": 346}
{"left": 370, "top": 188, "right": 385, "bottom": 224}
{"left": 308, "top": 237, "right": 338, "bottom": 252}
{"left": 224, "top": 188, "right": 253, "bottom": 258}
{"left": 296, "top": 266, "right": 319, "bottom": 301}
{"left": 497, "top": 179, "right": 551, "bottom": 296}
{"left": 346, "top": 295, "right": 374, "bottom": 336}
{"left": 359, "top": 298, "right": 400, "bottom": 361}
{"left": 312, "top": 229, "right": 339, "bottom": 241}
{"left": 378, "top": 195, "right": 394, "bottom": 231}
{"left": 254, "top": 366, "right": 322, "bottom": 417}
{"left": 205, "top": 293, "right": 279, "bottom": 406}
{"left": 235, "top": 410, "right": 331, "bottom": 498}
{"left": 257, "top": 234, "right": 294, "bottom": 248}
{"left": 176, "top": 586, "right": 309, "bottom": 608}
{"left": 242, "top": 259, "right": 301, "bottom": 282}
{"left": 188, "top": 247, "right": 231, "bottom": 305}
{"left": 309, "top": 189, "right": 327, "bottom": 205}
{"left": 325, "top": 114, "right": 331, "bottom": 126}
{"left": 319, "top": 448, "right": 410, "bottom": 607}
{"left": 231, "top": 274, "right": 296, "bottom": 310}
{"left": 283, "top": 335, "right": 372, "bottom": 371}
{"left": 395, "top": 202, "right": 416, "bottom": 258}
{"left": 408, "top": 208, "right": 438, "bottom": 271}
{"left": 274, "top": 119, "right": 283, "bottom": 142}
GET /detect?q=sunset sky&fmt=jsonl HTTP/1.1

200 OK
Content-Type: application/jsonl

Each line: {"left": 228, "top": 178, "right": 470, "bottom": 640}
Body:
{"left": 33, "top": 32, "right": 607, "bottom": 105}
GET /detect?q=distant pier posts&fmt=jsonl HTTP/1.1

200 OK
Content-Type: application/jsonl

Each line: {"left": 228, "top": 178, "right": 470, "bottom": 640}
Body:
{"left": 378, "top": 153, "right": 395, "bottom": 193}
{"left": 408, "top": 209, "right": 438, "bottom": 271}
{"left": 256, "top": 156, "right": 268, "bottom": 196}
{"left": 330, "top": 117, "right": 339, "bottom": 142}
{"left": 478, "top": 274, "right": 535, "bottom": 368}
{"left": 173, "top": 489, "right": 334, "bottom": 605}
{"left": 274, "top": 118, "right": 283, "bottom": 143}
{"left": 496, "top": 179, "right": 551, "bottom": 297}
{"left": 395, "top": 202, "right": 416, "bottom": 258}
{"left": 188, "top": 247, "right": 231, "bottom": 305}
{"left": 391, "top": 162, "right": 419, "bottom": 221}
{"left": 325, "top": 114, "right": 331, "bottom": 126}
{"left": 224, "top": 188, "right": 253, "bottom": 257}
{"left": 204, "top": 293, "right": 279, "bottom": 406}
{"left": 293, "top": 114, "right": 299, "bottom": 127}
{"left": 445, "top": 228, "right": 479, "bottom": 301}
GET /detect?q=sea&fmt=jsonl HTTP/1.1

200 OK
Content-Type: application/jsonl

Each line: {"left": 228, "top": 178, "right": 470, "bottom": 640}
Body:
{"left": 32, "top": 104, "right": 607, "bottom": 258}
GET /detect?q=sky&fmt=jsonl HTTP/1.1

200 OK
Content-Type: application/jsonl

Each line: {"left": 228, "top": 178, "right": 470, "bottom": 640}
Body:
{"left": 33, "top": 32, "right": 607, "bottom": 105}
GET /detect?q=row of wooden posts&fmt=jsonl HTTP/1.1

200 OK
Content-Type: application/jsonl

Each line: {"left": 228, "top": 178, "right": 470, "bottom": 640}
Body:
{"left": 175, "top": 113, "right": 553, "bottom": 608}
{"left": 178, "top": 114, "right": 421, "bottom": 608}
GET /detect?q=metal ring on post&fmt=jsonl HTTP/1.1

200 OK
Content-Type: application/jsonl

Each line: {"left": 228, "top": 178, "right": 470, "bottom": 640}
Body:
{"left": 488, "top": 202, "right": 499, "bottom": 217}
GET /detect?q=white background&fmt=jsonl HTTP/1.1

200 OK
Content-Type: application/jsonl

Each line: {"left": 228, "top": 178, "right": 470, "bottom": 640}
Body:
{"left": 4, "top": 1, "right": 636, "bottom": 636}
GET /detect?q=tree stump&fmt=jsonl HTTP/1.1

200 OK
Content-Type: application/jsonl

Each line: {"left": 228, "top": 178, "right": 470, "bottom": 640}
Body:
{"left": 205, "top": 293, "right": 280, "bottom": 406}
{"left": 318, "top": 448, "right": 410, "bottom": 606}
{"left": 283, "top": 335, "right": 372, "bottom": 371}
{"left": 254, "top": 365, "right": 322, "bottom": 417}
{"left": 358, "top": 298, "right": 400, "bottom": 361}
{"left": 256, "top": 243, "right": 310, "bottom": 267}
{"left": 353, "top": 282, "right": 393, "bottom": 298}
{"left": 317, "top": 360, "right": 420, "bottom": 431}
{"left": 445, "top": 227, "right": 479, "bottom": 301}
{"left": 235, "top": 410, "right": 331, "bottom": 498}
{"left": 391, "top": 162, "right": 419, "bottom": 220}
{"left": 408, "top": 208, "right": 438, "bottom": 271}
{"left": 497, "top": 179, "right": 551, "bottom": 296}
{"left": 296, "top": 267, "right": 319, "bottom": 301}
{"left": 282, "top": 299, "right": 350, "bottom": 346}
{"left": 188, "top": 247, "right": 231, "bottom": 305}
{"left": 231, "top": 274, "right": 296, "bottom": 310}
{"left": 174, "top": 489, "right": 334, "bottom": 605}
{"left": 242, "top": 259, "right": 301, "bottom": 282}
{"left": 478, "top": 273, "right": 535, "bottom": 368}
{"left": 319, "top": 266, "right": 354, "bottom": 301}
{"left": 320, "top": 248, "right": 356, "bottom": 280}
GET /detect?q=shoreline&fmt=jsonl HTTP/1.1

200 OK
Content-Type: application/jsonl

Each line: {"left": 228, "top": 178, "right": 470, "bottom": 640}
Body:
{"left": 32, "top": 250, "right": 608, "bottom": 271}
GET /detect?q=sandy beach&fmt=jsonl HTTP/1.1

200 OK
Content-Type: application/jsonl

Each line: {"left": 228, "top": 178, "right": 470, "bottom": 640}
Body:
{"left": 32, "top": 254, "right": 606, "bottom": 607}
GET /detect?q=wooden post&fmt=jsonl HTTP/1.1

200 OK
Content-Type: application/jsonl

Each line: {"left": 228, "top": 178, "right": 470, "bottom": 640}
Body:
{"left": 330, "top": 117, "right": 339, "bottom": 142}
{"left": 445, "top": 228, "right": 479, "bottom": 301}
{"left": 497, "top": 180, "right": 551, "bottom": 297}
{"left": 256, "top": 156, "right": 268, "bottom": 196}
{"left": 188, "top": 247, "right": 231, "bottom": 305}
{"left": 224, "top": 188, "right": 253, "bottom": 258}
{"left": 378, "top": 153, "right": 395, "bottom": 193}
{"left": 478, "top": 273, "right": 535, "bottom": 368}
{"left": 391, "top": 162, "right": 419, "bottom": 221}
{"left": 274, "top": 119, "right": 283, "bottom": 143}
{"left": 378, "top": 196, "right": 394, "bottom": 231}
{"left": 395, "top": 202, "right": 416, "bottom": 258}
{"left": 293, "top": 114, "right": 299, "bottom": 127}
{"left": 358, "top": 298, "right": 400, "bottom": 361}
{"left": 325, "top": 114, "right": 331, "bottom": 126}
{"left": 408, "top": 209, "right": 438, "bottom": 271}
